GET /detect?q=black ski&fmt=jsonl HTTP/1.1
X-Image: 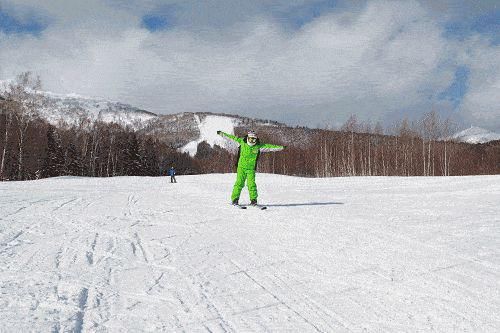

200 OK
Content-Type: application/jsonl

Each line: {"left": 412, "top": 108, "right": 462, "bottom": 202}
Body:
{"left": 247, "top": 204, "right": 267, "bottom": 210}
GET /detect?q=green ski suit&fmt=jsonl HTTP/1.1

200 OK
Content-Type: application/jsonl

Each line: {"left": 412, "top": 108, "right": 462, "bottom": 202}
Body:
{"left": 218, "top": 131, "right": 285, "bottom": 202}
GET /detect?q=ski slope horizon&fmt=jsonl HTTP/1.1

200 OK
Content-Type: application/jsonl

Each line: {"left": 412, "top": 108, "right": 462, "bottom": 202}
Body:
{"left": 1, "top": 174, "right": 500, "bottom": 332}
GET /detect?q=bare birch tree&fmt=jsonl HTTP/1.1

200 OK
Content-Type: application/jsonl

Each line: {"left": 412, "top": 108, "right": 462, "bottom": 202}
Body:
{"left": 0, "top": 96, "right": 12, "bottom": 180}
{"left": 3, "top": 72, "right": 45, "bottom": 179}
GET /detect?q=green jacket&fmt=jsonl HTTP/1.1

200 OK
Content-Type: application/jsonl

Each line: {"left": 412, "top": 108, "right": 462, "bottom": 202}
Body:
{"left": 218, "top": 131, "right": 285, "bottom": 170}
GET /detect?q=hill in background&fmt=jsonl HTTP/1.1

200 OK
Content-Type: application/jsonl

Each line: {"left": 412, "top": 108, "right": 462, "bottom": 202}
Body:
{"left": 1, "top": 76, "right": 499, "bottom": 180}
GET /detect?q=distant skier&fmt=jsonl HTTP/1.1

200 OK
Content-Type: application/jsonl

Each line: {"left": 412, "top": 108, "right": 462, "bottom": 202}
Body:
{"left": 217, "top": 130, "right": 285, "bottom": 206}
{"left": 168, "top": 166, "right": 177, "bottom": 183}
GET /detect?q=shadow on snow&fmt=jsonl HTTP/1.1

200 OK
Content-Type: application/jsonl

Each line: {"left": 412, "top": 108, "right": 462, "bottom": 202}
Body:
{"left": 266, "top": 202, "right": 344, "bottom": 207}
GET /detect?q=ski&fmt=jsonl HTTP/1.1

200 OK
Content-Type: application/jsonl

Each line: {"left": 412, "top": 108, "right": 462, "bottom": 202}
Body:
{"left": 231, "top": 203, "right": 267, "bottom": 210}
{"left": 246, "top": 204, "right": 267, "bottom": 210}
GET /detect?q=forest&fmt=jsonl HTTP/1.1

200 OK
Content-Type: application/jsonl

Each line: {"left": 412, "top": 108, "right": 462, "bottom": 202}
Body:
{"left": 1, "top": 73, "right": 498, "bottom": 181}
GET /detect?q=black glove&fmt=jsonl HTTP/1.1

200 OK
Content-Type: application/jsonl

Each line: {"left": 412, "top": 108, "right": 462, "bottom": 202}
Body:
{"left": 282, "top": 145, "right": 287, "bottom": 149}
{"left": 217, "top": 130, "right": 222, "bottom": 135}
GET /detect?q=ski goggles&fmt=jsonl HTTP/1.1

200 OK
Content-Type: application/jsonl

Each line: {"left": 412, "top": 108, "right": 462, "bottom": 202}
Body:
{"left": 248, "top": 137, "right": 257, "bottom": 143}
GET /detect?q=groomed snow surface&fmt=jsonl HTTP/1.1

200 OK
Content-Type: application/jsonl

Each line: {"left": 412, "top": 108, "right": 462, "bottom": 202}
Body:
{"left": 1, "top": 174, "right": 500, "bottom": 332}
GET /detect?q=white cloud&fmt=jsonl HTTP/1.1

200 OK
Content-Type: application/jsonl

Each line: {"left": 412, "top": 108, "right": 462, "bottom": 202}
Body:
{"left": 0, "top": 0, "right": 498, "bottom": 130}
{"left": 458, "top": 36, "right": 500, "bottom": 129}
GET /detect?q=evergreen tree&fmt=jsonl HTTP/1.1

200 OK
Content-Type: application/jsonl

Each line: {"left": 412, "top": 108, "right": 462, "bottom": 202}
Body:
{"left": 195, "top": 141, "right": 212, "bottom": 160}
{"left": 142, "top": 138, "right": 160, "bottom": 176}
{"left": 124, "top": 133, "right": 142, "bottom": 175}
{"left": 43, "top": 125, "right": 64, "bottom": 177}
{"left": 65, "top": 142, "right": 82, "bottom": 176}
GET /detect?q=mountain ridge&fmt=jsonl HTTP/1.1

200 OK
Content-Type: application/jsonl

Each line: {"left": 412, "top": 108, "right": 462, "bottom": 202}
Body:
{"left": 2, "top": 86, "right": 499, "bottom": 148}
{"left": 451, "top": 126, "right": 500, "bottom": 144}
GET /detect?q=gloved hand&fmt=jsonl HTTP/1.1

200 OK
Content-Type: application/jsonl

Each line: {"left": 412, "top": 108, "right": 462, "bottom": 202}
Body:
{"left": 217, "top": 130, "right": 222, "bottom": 135}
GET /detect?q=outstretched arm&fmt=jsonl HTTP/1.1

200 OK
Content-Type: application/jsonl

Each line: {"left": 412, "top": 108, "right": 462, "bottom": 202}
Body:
{"left": 259, "top": 143, "right": 286, "bottom": 152}
{"left": 217, "top": 131, "right": 244, "bottom": 145}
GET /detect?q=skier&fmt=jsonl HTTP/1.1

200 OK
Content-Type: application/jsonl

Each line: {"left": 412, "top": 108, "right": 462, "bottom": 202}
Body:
{"left": 217, "top": 130, "right": 285, "bottom": 207}
{"left": 168, "top": 166, "right": 177, "bottom": 183}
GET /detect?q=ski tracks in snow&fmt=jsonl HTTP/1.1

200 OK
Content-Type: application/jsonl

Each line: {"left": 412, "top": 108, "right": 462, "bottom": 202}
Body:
{"left": 1, "top": 175, "right": 500, "bottom": 332}
{"left": 0, "top": 182, "right": 163, "bottom": 331}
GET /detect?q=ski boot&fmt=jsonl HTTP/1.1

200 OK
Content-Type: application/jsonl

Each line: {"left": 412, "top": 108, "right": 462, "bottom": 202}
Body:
{"left": 232, "top": 198, "right": 247, "bottom": 209}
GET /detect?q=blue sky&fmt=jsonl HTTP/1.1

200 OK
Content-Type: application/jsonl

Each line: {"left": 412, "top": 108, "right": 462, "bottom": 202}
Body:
{"left": 0, "top": 7, "right": 46, "bottom": 35}
{"left": 438, "top": 66, "right": 469, "bottom": 108}
{"left": 141, "top": 14, "right": 171, "bottom": 32}
{"left": 445, "top": 9, "right": 500, "bottom": 44}
{"left": 0, "top": 0, "right": 499, "bottom": 131}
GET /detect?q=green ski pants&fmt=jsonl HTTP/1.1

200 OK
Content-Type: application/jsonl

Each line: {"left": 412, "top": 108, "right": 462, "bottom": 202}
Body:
{"left": 231, "top": 168, "right": 257, "bottom": 201}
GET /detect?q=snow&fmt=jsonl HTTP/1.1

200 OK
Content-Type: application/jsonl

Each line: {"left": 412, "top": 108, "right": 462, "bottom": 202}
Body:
{"left": 452, "top": 126, "right": 500, "bottom": 144}
{"left": 1, "top": 174, "right": 500, "bottom": 332}
{"left": 181, "top": 114, "right": 237, "bottom": 156}
{"left": 37, "top": 93, "right": 158, "bottom": 130}
{"left": 37, "top": 90, "right": 100, "bottom": 101}
{"left": 0, "top": 82, "right": 157, "bottom": 130}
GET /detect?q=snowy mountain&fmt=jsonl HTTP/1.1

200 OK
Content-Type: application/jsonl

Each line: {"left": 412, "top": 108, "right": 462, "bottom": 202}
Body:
{"left": 138, "top": 112, "right": 289, "bottom": 155}
{"left": 0, "top": 83, "right": 291, "bottom": 153}
{"left": 1, "top": 174, "right": 500, "bottom": 331}
{"left": 38, "top": 91, "right": 158, "bottom": 130}
{"left": 0, "top": 81, "right": 157, "bottom": 130}
{"left": 176, "top": 113, "right": 286, "bottom": 156}
{"left": 452, "top": 126, "right": 500, "bottom": 144}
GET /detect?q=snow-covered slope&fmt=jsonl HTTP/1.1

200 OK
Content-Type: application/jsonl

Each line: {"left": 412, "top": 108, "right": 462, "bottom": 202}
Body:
{"left": 1, "top": 175, "right": 500, "bottom": 332}
{"left": 452, "top": 126, "right": 500, "bottom": 144}
{"left": 38, "top": 91, "right": 157, "bottom": 130}
{"left": 175, "top": 113, "right": 286, "bottom": 156}
{"left": 180, "top": 114, "right": 238, "bottom": 155}
{"left": 139, "top": 112, "right": 286, "bottom": 152}
{"left": 0, "top": 82, "right": 157, "bottom": 130}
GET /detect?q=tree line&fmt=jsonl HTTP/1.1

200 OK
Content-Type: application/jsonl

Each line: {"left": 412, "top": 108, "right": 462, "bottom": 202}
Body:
{"left": 251, "top": 114, "right": 499, "bottom": 177}
{"left": 0, "top": 73, "right": 200, "bottom": 180}
{"left": 1, "top": 72, "right": 498, "bottom": 181}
